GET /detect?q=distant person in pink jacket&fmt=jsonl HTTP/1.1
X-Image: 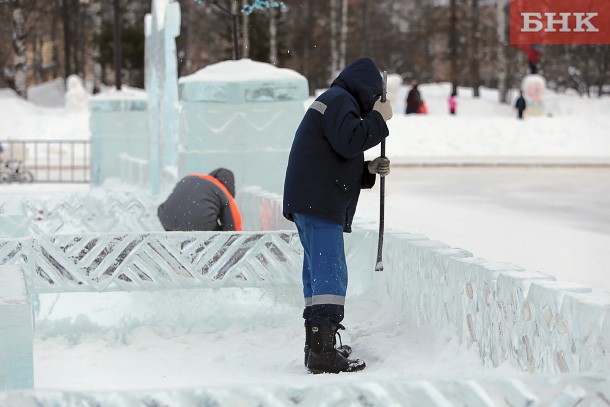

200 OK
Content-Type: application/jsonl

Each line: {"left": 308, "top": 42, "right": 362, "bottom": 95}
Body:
{"left": 448, "top": 91, "right": 457, "bottom": 115}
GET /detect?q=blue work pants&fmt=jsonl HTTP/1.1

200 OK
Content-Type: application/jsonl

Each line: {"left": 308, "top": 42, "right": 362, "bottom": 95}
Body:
{"left": 293, "top": 213, "right": 347, "bottom": 325}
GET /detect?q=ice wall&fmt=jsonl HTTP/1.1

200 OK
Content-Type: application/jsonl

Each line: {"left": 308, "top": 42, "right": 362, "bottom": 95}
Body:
{"left": 1, "top": 376, "right": 609, "bottom": 405}
{"left": 0, "top": 195, "right": 30, "bottom": 238}
{"left": 89, "top": 90, "right": 149, "bottom": 185}
{"left": 0, "top": 190, "right": 163, "bottom": 236}
{"left": 177, "top": 59, "right": 308, "bottom": 195}
{"left": 0, "top": 266, "right": 33, "bottom": 390}
{"left": 232, "top": 187, "right": 610, "bottom": 375}
{"left": 3, "top": 187, "right": 609, "bottom": 375}
{"left": 1, "top": 232, "right": 302, "bottom": 293}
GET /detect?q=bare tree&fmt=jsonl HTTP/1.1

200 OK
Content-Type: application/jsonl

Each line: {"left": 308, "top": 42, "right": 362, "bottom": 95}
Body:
{"left": 495, "top": 0, "right": 508, "bottom": 103}
{"left": 11, "top": 1, "right": 27, "bottom": 96}
{"left": 241, "top": 0, "right": 249, "bottom": 58}
{"left": 329, "top": 0, "right": 339, "bottom": 79}
{"left": 449, "top": 0, "right": 458, "bottom": 95}
{"left": 268, "top": 6, "right": 277, "bottom": 65}
{"left": 359, "top": 0, "right": 368, "bottom": 56}
{"left": 470, "top": 0, "right": 480, "bottom": 97}
{"left": 339, "top": 0, "right": 347, "bottom": 69}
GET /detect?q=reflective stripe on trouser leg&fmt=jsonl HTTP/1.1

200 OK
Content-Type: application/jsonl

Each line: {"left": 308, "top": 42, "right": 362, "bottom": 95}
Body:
{"left": 293, "top": 213, "right": 347, "bottom": 325}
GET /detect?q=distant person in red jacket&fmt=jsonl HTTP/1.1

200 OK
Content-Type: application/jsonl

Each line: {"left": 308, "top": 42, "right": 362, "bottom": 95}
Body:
{"left": 157, "top": 168, "right": 242, "bottom": 231}
{"left": 527, "top": 45, "right": 541, "bottom": 74}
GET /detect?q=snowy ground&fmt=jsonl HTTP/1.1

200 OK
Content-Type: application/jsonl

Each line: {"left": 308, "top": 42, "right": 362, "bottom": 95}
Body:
{"left": 2, "top": 82, "right": 610, "bottom": 391}
{"left": 33, "top": 288, "right": 523, "bottom": 391}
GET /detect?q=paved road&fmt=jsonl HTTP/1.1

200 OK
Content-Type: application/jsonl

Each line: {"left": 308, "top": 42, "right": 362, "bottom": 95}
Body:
{"left": 388, "top": 166, "right": 610, "bottom": 235}
{"left": 357, "top": 166, "right": 610, "bottom": 293}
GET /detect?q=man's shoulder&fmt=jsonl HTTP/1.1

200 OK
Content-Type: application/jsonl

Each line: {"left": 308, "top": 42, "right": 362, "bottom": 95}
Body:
{"left": 308, "top": 87, "right": 353, "bottom": 114}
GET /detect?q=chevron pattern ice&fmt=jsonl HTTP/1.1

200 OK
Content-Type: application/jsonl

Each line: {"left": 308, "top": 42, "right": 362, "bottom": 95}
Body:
{"left": 0, "top": 191, "right": 163, "bottom": 236}
{"left": 2, "top": 232, "right": 301, "bottom": 293}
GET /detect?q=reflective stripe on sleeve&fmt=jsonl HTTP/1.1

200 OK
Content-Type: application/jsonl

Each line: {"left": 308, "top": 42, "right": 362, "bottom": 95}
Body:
{"left": 310, "top": 101, "right": 327, "bottom": 115}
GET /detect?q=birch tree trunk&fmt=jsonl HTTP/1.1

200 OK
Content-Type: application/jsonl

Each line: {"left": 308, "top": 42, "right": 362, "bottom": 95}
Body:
{"left": 242, "top": 0, "right": 249, "bottom": 58}
{"left": 339, "top": 0, "right": 347, "bottom": 69}
{"left": 230, "top": 0, "right": 239, "bottom": 59}
{"left": 496, "top": 0, "right": 508, "bottom": 103}
{"left": 360, "top": 0, "right": 368, "bottom": 56}
{"left": 51, "top": 0, "right": 60, "bottom": 79}
{"left": 330, "top": 0, "right": 339, "bottom": 80}
{"left": 302, "top": 0, "right": 312, "bottom": 92}
{"left": 449, "top": 0, "right": 458, "bottom": 96}
{"left": 471, "top": 0, "right": 480, "bottom": 97}
{"left": 269, "top": 6, "right": 277, "bottom": 65}
{"left": 12, "top": 3, "right": 28, "bottom": 97}
{"left": 91, "top": 1, "right": 102, "bottom": 93}
{"left": 62, "top": 0, "right": 72, "bottom": 78}
{"left": 33, "top": 33, "right": 42, "bottom": 84}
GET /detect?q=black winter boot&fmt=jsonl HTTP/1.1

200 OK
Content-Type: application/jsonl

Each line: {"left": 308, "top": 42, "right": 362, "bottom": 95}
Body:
{"left": 307, "top": 324, "right": 365, "bottom": 374}
{"left": 304, "top": 321, "right": 352, "bottom": 366}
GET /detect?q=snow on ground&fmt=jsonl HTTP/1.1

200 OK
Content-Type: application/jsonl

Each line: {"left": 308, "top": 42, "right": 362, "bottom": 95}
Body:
{"left": 2, "top": 81, "right": 610, "bottom": 390}
{"left": 33, "top": 288, "right": 522, "bottom": 390}
{"left": 376, "top": 83, "right": 610, "bottom": 162}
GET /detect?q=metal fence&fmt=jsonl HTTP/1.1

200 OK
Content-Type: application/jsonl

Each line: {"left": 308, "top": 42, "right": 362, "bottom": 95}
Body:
{"left": 0, "top": 139, "right": 90, "bottom": 183}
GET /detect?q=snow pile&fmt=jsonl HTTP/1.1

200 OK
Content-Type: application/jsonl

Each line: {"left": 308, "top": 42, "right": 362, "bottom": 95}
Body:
{"left": 65, "top": 75, "right": 88, "bottom": 111}
{"left": 0, "top": 88, "right": 89, "bottom": 141}
{"left": 180, "top": 58, "right": 306, "bottom": 83}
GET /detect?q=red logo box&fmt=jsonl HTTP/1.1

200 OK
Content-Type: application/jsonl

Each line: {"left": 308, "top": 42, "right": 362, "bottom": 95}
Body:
{"left": 510, "top": 0, "right": 610, "bottom": 44}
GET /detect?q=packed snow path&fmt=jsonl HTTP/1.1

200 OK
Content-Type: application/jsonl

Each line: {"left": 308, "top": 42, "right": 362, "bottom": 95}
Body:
{"left": 33, "top": 288, "right": 520, "bottom": 390}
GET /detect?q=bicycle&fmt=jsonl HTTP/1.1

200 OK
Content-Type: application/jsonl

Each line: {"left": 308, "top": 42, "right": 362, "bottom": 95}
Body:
{"left": 0, "top": 158, "right": 35, "bottom": 183}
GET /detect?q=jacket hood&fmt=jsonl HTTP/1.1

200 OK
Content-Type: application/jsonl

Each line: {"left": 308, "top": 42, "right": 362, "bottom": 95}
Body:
{"left": 330, "top": 57, "right": 383, "bottom": 116}
{"left": 209, "top": 168, "right": 236, "bottom": 198}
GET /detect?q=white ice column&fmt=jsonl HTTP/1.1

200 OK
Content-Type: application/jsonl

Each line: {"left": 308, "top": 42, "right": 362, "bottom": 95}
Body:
{"left": 0, "top": 265, "right": 33, "bottom": 389}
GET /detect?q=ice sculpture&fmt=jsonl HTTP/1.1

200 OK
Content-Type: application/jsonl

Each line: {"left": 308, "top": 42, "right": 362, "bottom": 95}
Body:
{"left": 521, "top": 74, "right": 545, "bottom": 117}
{"left": 89, "top": 89, "right": 148, "bottom": 185}
{"left": 178, "top": 59, "right": 308, "bottom": 195}
{"left": 144, "top": 0, "right": 181, "bottom": 194}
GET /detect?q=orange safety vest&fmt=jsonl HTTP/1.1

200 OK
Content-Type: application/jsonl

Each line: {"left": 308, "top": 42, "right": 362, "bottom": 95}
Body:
{"left": 192, "top": 174, "right": 243, "bottom": 231}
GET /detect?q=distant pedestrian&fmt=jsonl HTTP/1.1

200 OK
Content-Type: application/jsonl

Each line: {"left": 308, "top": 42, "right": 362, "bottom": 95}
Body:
{"left": 405, "top": 82, "right": 423, "bottom": 114}
{"left": 448, "top": 91, "right": 457, "bottom": 115}
{"left": 527, "top": 45, "right": 541, "bottom": 75}
{"left": 157, "top": 168, "right": 242, "bottom": 231}
{"left": 515, "top": 91, "right": 526, "bottom": 120}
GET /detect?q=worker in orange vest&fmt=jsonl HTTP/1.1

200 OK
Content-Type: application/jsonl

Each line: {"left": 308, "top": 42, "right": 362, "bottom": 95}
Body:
{"left": 157, "top": 168, "right": 242, "bottom": 231}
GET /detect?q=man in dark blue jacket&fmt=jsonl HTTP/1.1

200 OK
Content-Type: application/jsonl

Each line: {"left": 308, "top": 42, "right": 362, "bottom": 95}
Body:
{"left": 283, "top": 57, "right": 393, "bottom": 374}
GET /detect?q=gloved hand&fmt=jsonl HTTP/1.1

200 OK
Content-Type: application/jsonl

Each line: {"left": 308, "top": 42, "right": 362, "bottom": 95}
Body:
{"left": 368, "top": 156, "right": 390, "bottom": 176}
{"left": 373, "top": 99, "right": 393, "bottom": 121}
